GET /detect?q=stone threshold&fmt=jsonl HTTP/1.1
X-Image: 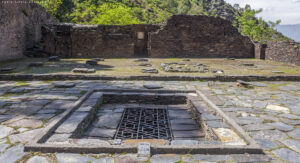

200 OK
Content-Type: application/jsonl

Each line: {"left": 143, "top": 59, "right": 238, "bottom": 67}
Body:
{"left": 25, "top": 89, "right": 263, "bottom": 155}
{"left": 0, "top": 74, "right": 300, "bottom": 81}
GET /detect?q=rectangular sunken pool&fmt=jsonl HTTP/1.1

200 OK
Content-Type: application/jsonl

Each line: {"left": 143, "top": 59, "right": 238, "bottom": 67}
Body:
{"left": 115, "top": 107, "right": 172, "bottom": 140}
{"left": 25, "top": 89, "right": 263, "bottom": 155}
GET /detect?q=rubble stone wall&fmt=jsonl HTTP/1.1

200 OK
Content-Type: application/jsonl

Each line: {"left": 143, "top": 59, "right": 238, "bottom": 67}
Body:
{"left": 43, "top": 15, "right": 254, "bottom": 58}
{"left": 0, "top": 0, "right": 56, "bottom": 61}
{"left": 43, "top": 24, "right": 159, "bottom": 58}
{"left": 265, "top": 40, "right": 300, "bottom": 65}
{"left": 149, "top": 15, "right": 254, "bottom": 58}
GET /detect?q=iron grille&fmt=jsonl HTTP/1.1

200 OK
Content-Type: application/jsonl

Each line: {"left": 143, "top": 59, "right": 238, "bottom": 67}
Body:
{"left": 114, "top": 108, "right": 173, "bottom": 140}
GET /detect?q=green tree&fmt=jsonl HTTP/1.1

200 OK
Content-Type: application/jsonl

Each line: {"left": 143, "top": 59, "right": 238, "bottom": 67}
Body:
{"left": 32, "top": 0, "right": 62, "bottom": 17}
{"left": 90, "top": 3, "right": 141, "bottom": 25}
{"left": 234, "top": 8, "right": 281, "bottom": 43}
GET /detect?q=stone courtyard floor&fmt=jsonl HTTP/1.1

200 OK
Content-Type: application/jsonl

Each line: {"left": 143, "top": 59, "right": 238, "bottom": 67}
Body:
{"left": 0, "top": 80, "right": 299, "bottom": 162}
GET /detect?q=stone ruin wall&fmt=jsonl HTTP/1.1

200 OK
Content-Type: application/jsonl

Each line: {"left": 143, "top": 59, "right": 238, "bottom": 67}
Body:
{"left": 43, "top": 15, "right": 254, "bottom": 58}
{"left": 43, "top": 24, "right": 160, "bottom": 58}
{"left": 0, "top": 0, "right": 56, "bottom": 61}
{"left": 150, "top": 15, "right": 254, "bottom": 58}
{"left": 265, "top": 40, "right": 300, "bottom": 65}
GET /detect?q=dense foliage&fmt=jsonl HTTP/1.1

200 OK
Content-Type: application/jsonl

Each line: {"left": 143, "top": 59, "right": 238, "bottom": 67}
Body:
{"left": 34, "top": 0, "right": 235, "bottom": 24}
{"left": 34, "top": 0, "right": 286, "bottom": 42}
{"left": 233, "top": 5, "right": 282, "bottom": 43}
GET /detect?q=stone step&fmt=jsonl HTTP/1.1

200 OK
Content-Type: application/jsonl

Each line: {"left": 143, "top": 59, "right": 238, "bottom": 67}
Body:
{"left": 85, "top": 128, "right": 116, "bottom": 138}
{"left": 168, "top": 110, "right": 192, "bottom": 119}
{"left": 171, "top": 124, "right": 200, "bottom": 131}
{"left": 173, "top": 130, "right": 205, "bottom": 138}
{"left": 170, "top": 119, "right": 197, "bottom": 125}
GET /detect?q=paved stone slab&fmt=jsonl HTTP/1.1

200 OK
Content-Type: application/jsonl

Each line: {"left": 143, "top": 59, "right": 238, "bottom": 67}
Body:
{"left": 54, "top": 82, "right": 76, "bottom": 88}
{"left": 9, "top": 128, "right": 43, "bottom": 144}
{"left": 85, "top": 128, "right": 116, "bottom": 138}
{"left": 72, "top": 139, "right": 110, "bottom": 146}
{"left": 206, "top": 121, "right": 229, "bottom": 128}
{"left": 171, "top": 140, "right": 199, "bottom": 146}
{"left": 170, "top": 119, "right": 196, "bottom": 125}
{"left": 143, "top": 85, "right": 163, "bottom": 89}
{"left": 0, "top": 144, "right": 25, "bottom": 163}
{"left": 92, "top": 157, "right": 114, "bottom": 163}
{"left": 0, "top": 115, "right": 14, "bottom": 123}
{"left": 288, "top": 104, "right": 300, "bottom": 115}
{"left": 72, "top": 68, "right": 96, "bottom": 73}
{"left": 46, "top": 134, "right": 71, "bottom": 143}
{"left": 234, "top": 117, "right": 264, "bottom": 125}
{"left": 232, "top": 154, "right": 271, "bottom": 163}
{"left": 222, "top": 107, "right": 252, "bottom": 112}
{"left": 8, "top": 105, "right": 43, "bottom": 115}
{"left": 252, "top": 100, "right": 267, "bottom": 109}
{"left": 0, "top": 144, "right": 9, "bottom": 153}
{"left": 243, "top": 124, "right": 274, "bottom": 131}
{"left": 56, "top": 112, "right": 88, "bottom": 134}
{"left": 141, "top": 68, "right": 158, "bottom": 74}
{"left": 38, "top": 109, "right": 60, "bottom": 114}
{"left": 56, "top": 153, "right": 95, "bottom": 163}
{"left": 201, "top": 113, "right": 221, "bottom": 121}
{"left": 173, "top": 130, "right": 204, "bottom": 138}
{"left": 288, "top": 128, "right": 300, "bottom": 139}
{"left": 77, "top": 106, "right": 93, "bottom": 112}
{"left": 27, "top": 156, "right": 51, "bottom": 163}
{"left": 28, "top": 113, "right": 55, "bottom": 120}
{"left": 280, "top": 139, "right": 300, "bottom": 153}
{"left": 44, "top": 100, "right": 74, "bottom": 110}
{"left": 266, "top": 122, "right": 294, "bottom": 131}
{"left": 254, "top": 138, "right": 278, "bottom": 150}
{"left": 115, "top": 154, "right": 142, "bottom": 163}
{"left": 266, "top": 105, "right": 290, "bottom": 113}
{"left": 213, "top": 128, "right": 246, "bottom": 145}
{"left": 8, "top": 119, "right": 43, "bottom": 129}
{"left": 27, "top": 99, "right": 51, "bottom": 106}
{"left": 150, "top": 154, "right": 180, "bottom": 163}
{"left": 282, "top": 119, "right": 300, "bottom": 125}
{"left": 273, "top": 148, "right": 300, "bottom": 163}
{"left": 93, "top": 113, "right": 122, "bottom": 129}
{"left": 194, "top": 154, "right": 233, "bottom": 162}
{"left": 250, "top": 129, "right": 288, "bottom": 141}
{"left": 168, "top": 110, "right": 192, "bottom": 119}
{"left": 88, "top": 92, "right": 103, "bottom": 99}
{"left": 279, "top": 113, "right": 300, "bottom": 120}
{"left": 0, "top": 125, "right": 14, "bottom": 139}
{"left": 171, "top": 124, "right": 199, "bottom": 131}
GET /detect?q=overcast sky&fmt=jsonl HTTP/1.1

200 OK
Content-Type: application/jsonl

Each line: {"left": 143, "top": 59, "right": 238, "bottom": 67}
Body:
{"left": 225, "top": 0, "right": 300, "bottom": 25}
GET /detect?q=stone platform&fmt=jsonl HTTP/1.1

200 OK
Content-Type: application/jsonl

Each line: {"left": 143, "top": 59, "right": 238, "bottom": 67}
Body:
{"left": 0, "top": 80, "right": 299, "bottom": 162}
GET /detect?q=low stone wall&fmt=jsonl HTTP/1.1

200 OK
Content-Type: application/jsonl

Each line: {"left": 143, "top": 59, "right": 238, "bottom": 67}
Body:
{"left": 150, "top": 15, "right": 254, "bottom": 58}
{"left": 0, "top": 0, "right": 56, "bottom": 61}
{"left": 43, "top": 15, "right": 254, "bottom": 58}
{"left": 43, "top": 24, "right": 159, "bottom": 58}
{"left": 265, "top": 40, "right": 300, "bottom": 65}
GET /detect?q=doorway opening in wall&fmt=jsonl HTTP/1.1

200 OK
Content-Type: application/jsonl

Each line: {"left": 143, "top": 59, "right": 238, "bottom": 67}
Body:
{"left": 134, "top": 31, "right": 148, "bottom": 57}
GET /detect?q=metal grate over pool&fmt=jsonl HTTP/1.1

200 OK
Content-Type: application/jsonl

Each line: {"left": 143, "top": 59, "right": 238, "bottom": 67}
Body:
{"left": 114, "top": 108, "right": 173, "bottom": 140}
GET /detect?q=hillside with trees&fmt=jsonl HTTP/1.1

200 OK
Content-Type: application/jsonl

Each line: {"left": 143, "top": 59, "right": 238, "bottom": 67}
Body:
{"left": 33, "top": 0, "right": 288, "bottom": 43}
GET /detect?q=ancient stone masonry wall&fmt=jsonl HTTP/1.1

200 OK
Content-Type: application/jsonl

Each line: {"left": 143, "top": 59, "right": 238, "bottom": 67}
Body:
{"left": 0, "top": 0, "right": 56, "bottom": 61}
{"left": 43, "top": 24, "right": 159, "bottom": 58}
{"left": 149, "top": 15, "right": 254, "bottom": 58}
{"left": 265, "top": 40, "right": 300, "bottom": 65}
